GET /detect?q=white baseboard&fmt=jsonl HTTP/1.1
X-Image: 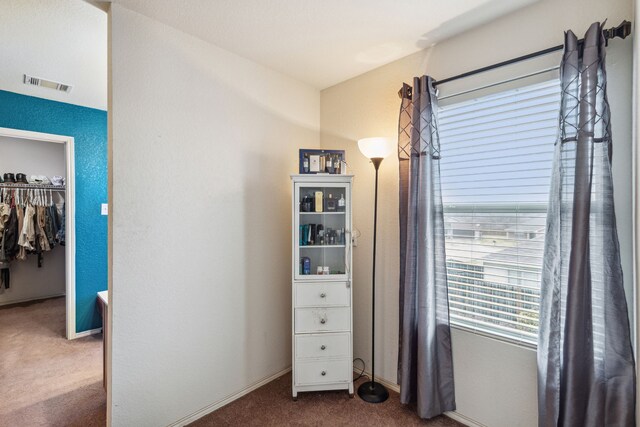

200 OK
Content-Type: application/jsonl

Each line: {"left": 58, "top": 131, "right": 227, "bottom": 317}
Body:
{"left": 0, "top": 292, "right": 65, "bottom": 307}
{"left": 355, "top": 369, "right": 401, "bottom": 393}
{"left": 444, "top": 411, "right": 487, "bottom": 427}
{"left": 353, "top": 369, "right": 484, "bottom": 427}
{"left": 73, "top": 327, "right": 103, "bottom": 339}
{"left": 169, "top": 367, "right": 292, "bottom": 427}
{"left": 164, "top": 365, "right": 485, "bottom": 427}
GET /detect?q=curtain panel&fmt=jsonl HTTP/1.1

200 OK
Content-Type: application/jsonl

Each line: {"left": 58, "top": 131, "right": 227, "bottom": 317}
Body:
{"left": 397, "top": 76, "right": 456, "bottom": 419}
{"left": 537, "top": 22, "right": 636, "bottom": 427}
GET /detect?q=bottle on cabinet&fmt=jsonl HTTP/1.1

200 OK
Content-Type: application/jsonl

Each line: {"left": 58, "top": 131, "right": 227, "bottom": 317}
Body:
{"left": 324, "top": 193, "right": 337, "bottom": 212}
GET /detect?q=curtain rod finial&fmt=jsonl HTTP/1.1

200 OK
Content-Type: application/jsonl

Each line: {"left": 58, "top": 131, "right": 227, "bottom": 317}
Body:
{"left": 604, "top": 20, "right": 632, "bottom": 41}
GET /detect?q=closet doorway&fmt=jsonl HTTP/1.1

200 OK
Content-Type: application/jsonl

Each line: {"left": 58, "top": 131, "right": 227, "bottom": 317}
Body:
{"left": 0, "top": 126, "right": 76, "bottom": 339}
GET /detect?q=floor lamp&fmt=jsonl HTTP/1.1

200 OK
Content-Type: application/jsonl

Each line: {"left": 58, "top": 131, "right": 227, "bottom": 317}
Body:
{"left": 357, "top": 137, "right": 395, "bottom": 404}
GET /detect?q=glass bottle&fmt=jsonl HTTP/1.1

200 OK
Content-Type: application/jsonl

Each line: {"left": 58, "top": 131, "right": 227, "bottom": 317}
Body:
{"left": 338, "top": 194, "right": 345, "bottom": 211}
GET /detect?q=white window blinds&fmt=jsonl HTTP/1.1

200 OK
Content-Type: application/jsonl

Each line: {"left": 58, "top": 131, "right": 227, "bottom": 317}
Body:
{"left": 438, "top": 79, "right": 561, "bottom": 346}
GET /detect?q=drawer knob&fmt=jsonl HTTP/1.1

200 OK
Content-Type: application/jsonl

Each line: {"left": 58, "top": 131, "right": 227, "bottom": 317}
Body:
{"left": 321, "top": 345, "right": 326, "bottom": 350}
{"left": 320, "top": 318, "right": 326, "bottom": 324}
{"left": 320, "top": 293, "right": 326, "bottom": 298}
{"left": 321, "top": 371, "right": 326, "bottom": 376}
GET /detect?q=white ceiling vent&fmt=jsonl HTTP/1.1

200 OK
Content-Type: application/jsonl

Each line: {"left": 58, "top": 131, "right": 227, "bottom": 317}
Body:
{"left": 23, "top": 74, "right": 72, "bottom": 93}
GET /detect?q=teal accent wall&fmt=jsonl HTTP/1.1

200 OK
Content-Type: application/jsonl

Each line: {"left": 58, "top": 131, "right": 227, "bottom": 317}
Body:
{"left": 0, "top": 90, "right": 107, "bottom": 333}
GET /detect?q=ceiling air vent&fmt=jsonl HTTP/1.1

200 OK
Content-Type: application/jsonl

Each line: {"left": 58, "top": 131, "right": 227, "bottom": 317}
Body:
{"left": 23, "top": 74, "right": 72, "bottom": 93}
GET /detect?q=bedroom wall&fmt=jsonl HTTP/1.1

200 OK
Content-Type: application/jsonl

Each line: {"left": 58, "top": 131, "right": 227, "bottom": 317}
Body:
{"left": 320, "top": 0, "right": 634, "bottom": 425}
{"left": 109, "top": 4, "right": 320, "bottom": 425}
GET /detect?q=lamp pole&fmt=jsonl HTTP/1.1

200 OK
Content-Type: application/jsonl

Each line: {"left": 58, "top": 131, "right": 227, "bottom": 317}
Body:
{"left": 357, "top": 156, "right": 389, "bottom": 403}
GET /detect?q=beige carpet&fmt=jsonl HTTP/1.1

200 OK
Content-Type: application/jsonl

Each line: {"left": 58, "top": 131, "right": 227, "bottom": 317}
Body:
{"left": 189, "top": 373, "right": 464, "bottom": 426}
{"left": 0, "top": 297, "right": 462, "bottom": 426}
{"left": 0, "top": 297, "right": 106, "bottom": 427}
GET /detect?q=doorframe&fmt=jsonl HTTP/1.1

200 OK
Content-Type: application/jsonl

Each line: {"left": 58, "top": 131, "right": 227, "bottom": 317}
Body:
{"left": 0, "top": 126, "right": 77, "bottom": 339}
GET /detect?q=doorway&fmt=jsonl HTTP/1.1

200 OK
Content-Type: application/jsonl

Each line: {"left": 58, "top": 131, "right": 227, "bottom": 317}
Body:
{"left": 0, "top": 126, "right": 76, "bottom": 338}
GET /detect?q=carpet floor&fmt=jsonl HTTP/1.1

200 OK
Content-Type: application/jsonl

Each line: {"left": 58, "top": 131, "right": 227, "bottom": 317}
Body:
{"left": 189, "top": 373, "right": 464, "bottom": 426}
{"left": 0, "top": 297, "right": 106, "bottom": 427}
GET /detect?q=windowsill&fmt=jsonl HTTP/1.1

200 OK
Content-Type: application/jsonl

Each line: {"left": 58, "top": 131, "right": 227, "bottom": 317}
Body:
{"left": 450, "top": 323, "right": 538, "bottom": 352}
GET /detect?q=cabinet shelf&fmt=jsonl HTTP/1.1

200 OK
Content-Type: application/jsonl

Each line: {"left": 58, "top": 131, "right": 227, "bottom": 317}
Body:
{"left": 299, "top": 245, "right": 345, "bottom": 249}
{"left": 299, "top": 212, "right": 345, "bottom": 215}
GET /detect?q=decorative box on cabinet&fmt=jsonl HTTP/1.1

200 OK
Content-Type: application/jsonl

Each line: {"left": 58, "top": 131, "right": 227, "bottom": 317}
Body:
{"left": 291, "top": 174, "right": 354, "bottom": 400}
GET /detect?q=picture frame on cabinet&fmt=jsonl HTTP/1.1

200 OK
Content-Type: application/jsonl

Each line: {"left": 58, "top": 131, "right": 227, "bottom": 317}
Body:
{"left": 299, "top": 149, "right": 345, "bottom": 175}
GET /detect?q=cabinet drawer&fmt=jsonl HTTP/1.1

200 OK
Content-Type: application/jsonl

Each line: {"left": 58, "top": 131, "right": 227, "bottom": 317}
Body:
{"left": 295, "top": 333, "right": 350, "bottom": 359}
{"left": 295, "top": 282, "right": 350, "bottom": 307}
{"left": 295, "top": 307, "right": 350, "bottom": 333}
{"left": 295, "top": 358, "right": 351, "bottom": 385}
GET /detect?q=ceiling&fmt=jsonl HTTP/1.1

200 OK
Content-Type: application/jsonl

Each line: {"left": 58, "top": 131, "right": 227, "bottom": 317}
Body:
{"left": 112, "top": 0, "right": 538, "bottom": 89}
{"left": 0, "top": 0, "right": 107, "bottom": 110}
{"left": 0, "top": 0, "right": 538, "bottom": 110}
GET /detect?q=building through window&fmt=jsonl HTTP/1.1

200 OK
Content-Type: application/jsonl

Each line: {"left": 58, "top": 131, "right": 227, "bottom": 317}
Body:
{"left": 438, "top": 79, "right": 560, "bottom": 345}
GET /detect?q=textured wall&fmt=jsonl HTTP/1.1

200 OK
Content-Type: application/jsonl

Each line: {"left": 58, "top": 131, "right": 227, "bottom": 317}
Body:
{"left": 320, "top": 0, "right": 633, "bottom": 425}
{"left": 0, "top": 90, "right": 107, "bottom": 333}
{"left": 110, "top": 4, "right": 320, "bottom": 425}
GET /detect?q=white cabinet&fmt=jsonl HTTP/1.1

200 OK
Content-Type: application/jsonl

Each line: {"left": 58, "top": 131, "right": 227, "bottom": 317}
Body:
{"left": 291, "top": 174, "right": 354, "bottom": 400}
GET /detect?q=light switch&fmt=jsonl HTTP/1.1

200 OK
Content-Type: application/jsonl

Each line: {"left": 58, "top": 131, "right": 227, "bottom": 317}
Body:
{"left": 101, "top": 203, "right": 108, "bottom": 216}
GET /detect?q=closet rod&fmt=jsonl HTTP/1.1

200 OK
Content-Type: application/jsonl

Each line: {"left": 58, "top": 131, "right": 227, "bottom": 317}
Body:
{"left": 397, "top": 20, "right": 632, "bottom": 98}
{"left": 0, "top": 184, "right": 66, "bottom": 191}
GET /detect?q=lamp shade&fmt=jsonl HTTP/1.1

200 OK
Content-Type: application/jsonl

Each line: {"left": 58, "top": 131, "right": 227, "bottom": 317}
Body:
{"left": 357, "top": 137, "right": 395, "bottom": 159}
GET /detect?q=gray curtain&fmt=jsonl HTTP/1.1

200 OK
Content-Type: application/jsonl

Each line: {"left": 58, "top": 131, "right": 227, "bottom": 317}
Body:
{"left": 397, "top": 76, "right": 456, "bottom": 419}
{"left": 538, "top": 22, "right": 636, "bottom": 427}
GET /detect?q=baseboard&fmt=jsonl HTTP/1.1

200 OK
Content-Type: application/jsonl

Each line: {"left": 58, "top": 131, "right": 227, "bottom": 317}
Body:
{"left": 0, "top": 293, "right": 65, "bottom": 307}
{"left": 168, "top": 366, "right": 292, "bottom": 427}
{"left": 73, "top": 327, "right": 102, "bottom": 339}
{"left": 444, "top": 411, "right": 487, "bottom": 427}
{"left": 354, "top": 369, "right": 400, "bottom": 393}
{"left": 353, "top": 369, "right": 484, "bottom": 427}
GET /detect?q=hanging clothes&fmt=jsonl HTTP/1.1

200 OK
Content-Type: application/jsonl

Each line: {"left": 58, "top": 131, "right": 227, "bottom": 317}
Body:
{"left": 0, "top": 204, "right": 10, "bottom": 291}
{"left": 15, "top": 203, "right": 26, "bottom": 261}
{"left": 56, "top": 202, "right": 65, "bottom": 246}
{"left": 0, "top": 185, "right": 65, "bottom": 276}
{"left": 0, "top": 203, "right": 10, "bottom": 231}
{"left": 4, "top": 207, "right": 19, "bottom": 259}
{"left": 45, "top": 205, "right": 56, "bottom": 250}
{"left": 36, "top": 206, "right": 51, "bottom": 253}
{"left": 18, "top": 203, "right": 36, "bottom": 251}
{"left": 0, "top": 233, "right": 9, "bottom": 291}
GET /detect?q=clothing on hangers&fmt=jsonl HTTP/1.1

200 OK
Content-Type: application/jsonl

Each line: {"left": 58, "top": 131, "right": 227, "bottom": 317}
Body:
{"left": 0, "top": 185, "right": 66, "bottom": 289}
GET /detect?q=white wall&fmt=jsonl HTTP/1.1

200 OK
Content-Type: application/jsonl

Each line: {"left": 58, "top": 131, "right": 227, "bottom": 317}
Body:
{"left": 109, "top": 4, "right": 320, "bottom": 426}
{"left": 320, "top": 0, "right": 634, "bottom": 426}
{"left": 0, "top": 136, "right": 65, "bottom": 305}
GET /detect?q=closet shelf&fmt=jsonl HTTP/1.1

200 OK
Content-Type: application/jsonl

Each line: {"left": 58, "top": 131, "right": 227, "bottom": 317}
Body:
{"left": 0, "top": 183, "right": 66, "bottom": 191}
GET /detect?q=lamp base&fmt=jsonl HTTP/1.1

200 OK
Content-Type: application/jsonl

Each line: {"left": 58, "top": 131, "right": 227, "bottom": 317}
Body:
{"left": 357, "top": 381, "right": 389, "bottom": 403}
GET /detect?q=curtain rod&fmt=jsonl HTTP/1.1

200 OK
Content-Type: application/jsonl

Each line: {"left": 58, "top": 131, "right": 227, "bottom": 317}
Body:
{"left": 397, "top": 20, "right": 632, "bottom": 99}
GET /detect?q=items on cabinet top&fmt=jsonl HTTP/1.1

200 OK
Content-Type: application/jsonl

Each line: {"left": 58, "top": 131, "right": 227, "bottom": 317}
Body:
{"left": 299, "top": 149, "right": 345, "bottom": 175}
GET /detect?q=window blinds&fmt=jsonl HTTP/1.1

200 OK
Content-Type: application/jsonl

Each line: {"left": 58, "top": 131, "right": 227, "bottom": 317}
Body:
{"left": 438, "top": 79, "right": 561, "bottom": 345}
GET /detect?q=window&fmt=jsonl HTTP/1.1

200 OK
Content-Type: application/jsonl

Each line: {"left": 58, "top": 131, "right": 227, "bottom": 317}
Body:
{"left": 438, "top": 79, "right": 561, "bottom": 345}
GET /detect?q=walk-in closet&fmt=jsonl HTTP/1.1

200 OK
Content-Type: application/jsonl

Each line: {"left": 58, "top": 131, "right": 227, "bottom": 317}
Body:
{"left": 0, "top": 135, "right": 67, "bottom": 314}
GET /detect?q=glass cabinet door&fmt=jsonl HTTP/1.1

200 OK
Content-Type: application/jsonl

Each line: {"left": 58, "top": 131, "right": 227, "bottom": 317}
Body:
{"left": 294, "top": 182, "right": 350, "bottom": 280}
